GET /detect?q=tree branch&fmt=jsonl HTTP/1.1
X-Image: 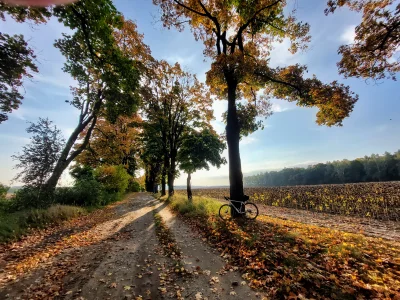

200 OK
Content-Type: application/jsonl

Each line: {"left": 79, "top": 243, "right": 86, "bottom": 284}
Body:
{"left": 255, "top": 71, "right": 304, "bottom": 96}
{"left": 173, "top": 0, "right": 207, "bottom": 17}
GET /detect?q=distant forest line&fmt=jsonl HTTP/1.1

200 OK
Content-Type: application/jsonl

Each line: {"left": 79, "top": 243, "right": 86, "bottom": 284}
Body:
{"left": 244, "top": 150, "right": 400, "bottom": 187}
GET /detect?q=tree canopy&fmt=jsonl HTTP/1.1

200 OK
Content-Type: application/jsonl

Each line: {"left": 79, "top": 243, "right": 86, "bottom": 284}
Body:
{"left": 12, "top": 118, "right": 64, "bottom": 188}
{"left": 44, "top": 1, "right": 142, "bottom": 191}
{"left": 0, "top": 4, "right": 50, "bottom": 123}
{"left": 326, "top": 0, "right": 400, "bottom": 81}
{"left": 179, "top": 127, "right": 226, "bottom": 199}
{"left": 3, "top": 0, "right": 398, "bottom": 214}
{"left": 154, "top": 0, "right": 359, "bottom": 210}
{"left": 141, "top": 60, "right": 213, "bottom": 195}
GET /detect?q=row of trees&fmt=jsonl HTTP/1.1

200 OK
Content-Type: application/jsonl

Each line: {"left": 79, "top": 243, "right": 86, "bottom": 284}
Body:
{"left": 245, "top": 150, "right": 400, "bottom": 187}
{"left": 4, "top": 0, "right": 226, "bottom": 206}
{"left": 153, "top": 0, "right": 399, "bottom": 216}
{"left": 1, "top": 0, "right": 399, "bottom": 216}
{"left": 140, "top": 61, "right": 226, "bottom": 198}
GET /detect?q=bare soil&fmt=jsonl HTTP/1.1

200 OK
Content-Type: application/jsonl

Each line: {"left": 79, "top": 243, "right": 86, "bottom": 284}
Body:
{"left": 213, "top": 198, "right": 400, "bottom": 241}
{"left": 254, "top": 203, "right": 400, "bottom": 241}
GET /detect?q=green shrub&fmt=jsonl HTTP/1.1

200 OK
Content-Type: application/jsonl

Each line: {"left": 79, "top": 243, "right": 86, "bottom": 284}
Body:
{"left": 94, "top": 165, "right": 130, "bottom": 194}
{"left": 0, "top": 183, "right": 8, "bottom": 200}
{"left": 53, "top": 187, "right": 77, "bottom": 206}
{"left": 13, "top": 186, "right": 41, "bottom": 210}
{"left": 73, "top": 178, "right": 103, "bottom": 206}
{"left": 70, "top": 165, "right": 95, "bottom": 181}
{"left": 128, "top": 179, "right": 142, "bottom": 192}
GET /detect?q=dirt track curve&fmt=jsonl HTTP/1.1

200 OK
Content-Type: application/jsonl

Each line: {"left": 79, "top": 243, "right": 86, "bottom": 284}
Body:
{"left": 0, "top": 193, "right": 265, "bottom": 300}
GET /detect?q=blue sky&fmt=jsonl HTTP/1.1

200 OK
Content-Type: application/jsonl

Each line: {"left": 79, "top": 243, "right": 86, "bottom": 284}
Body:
{"left": 1, "top": 0, "right": 399, "bottom": 186}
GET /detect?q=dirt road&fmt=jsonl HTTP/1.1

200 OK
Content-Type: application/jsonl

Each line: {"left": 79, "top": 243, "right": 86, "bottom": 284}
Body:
{"left": 0, "top": 193, "right": 264, "bottom": 299}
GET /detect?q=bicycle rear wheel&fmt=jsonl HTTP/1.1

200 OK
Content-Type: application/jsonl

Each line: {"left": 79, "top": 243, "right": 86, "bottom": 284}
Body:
{"left": 245, "top": 202, "right": 259, "bottom": 220}
{"left": 219, "top": 204, "right": 232, "bottom": 220}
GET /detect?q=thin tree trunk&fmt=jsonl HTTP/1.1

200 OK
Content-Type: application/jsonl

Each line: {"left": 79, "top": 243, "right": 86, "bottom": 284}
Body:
{"left": 45, "top": 98, "right": 101, "bottom": 193}
{"left": 168, "top": 152, "right": 176, "bottom": 196}
{"left": 161, "top": 173, "right": 166, "bottom": 196}
{"left": 145, "top": 168, "right": 152, "bottom": 192}
{"left": 187, "top": 172, "right": 192, "bottom": 201}
{"left": 167, "top": 170, "right": 174, "bottom": 196}
{"left": 226, "top": 79, "right": 244, "bottom": 217}
{"left": 161, "top": 154, "right": 168, "bottom": 196}
{"left": 45, "top": 117, "right": 93, "bottom": 192}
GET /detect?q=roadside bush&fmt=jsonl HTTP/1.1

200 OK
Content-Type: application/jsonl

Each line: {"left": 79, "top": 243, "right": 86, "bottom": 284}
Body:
{"left": 23, "top": 204, "right": 85, "bottom": 228}
{"left": 128, "top": 179, "right": 142, "bottom": 192}
{"left": 0, "top": 183, "right": 8, "bottom": 200}
{"left": 73, "top": 178, "right": 103, "bottom": 206}
{"left": 53, "top": 187, "right": 77, "bottom": 206}
{"left": 0, "top": 183, "right": 10, "bottom": 212}
{"left": 13, "top": 186, "right": 41, "bottom": 210}
{"left": 94, "top": 165, "right": 130, "bottom": 194}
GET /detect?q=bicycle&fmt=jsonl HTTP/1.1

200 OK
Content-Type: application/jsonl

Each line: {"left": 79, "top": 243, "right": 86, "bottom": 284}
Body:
{"left": 219, "top": 196, "right": 259, "bottom": 220}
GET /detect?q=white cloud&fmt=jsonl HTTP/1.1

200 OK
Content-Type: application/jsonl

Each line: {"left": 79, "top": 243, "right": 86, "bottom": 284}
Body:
{"left": 32, "top": 73, "right": 76, "bottom": 91}
{"left": 271, "top": 100, "right": 297, "bottom": 113}
{"left": 61, "top": 127, "right": 75, "bottom": 138}
{"left": 271, "top": 103, "right": 290, "bottom": 113}
{"left": 211, "top": 120, "right": 225, "bottom": 134}
{"left": 241, "top": 136, "right": 258, "bottom": 146}
{"left": 165, "top": 54, "right": 197, "bottom": 67}
{"left": 269, "top": 39, "right": 303, "bottom": 67}
{"left": 212, "top": 100, "right": 227, "bottom": 120}
{"left": 10, "top": 109, "right": 27, "bottom": 121}
{"left": 340, "top": 25, "right": 356, "bottom": 44}
{"left": 388, "top": 46, "right": 400, "bottom": 63}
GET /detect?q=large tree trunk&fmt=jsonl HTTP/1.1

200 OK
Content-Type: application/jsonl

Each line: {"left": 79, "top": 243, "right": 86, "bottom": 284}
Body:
{"left": 168, "top": 150, "right": 176, "bottom": 196}
{"left": 161, "top": 172, "right": 166, "bottom": 196}
{"left": 226, "top": 79, "right": 244, "bottom": 217}
{"left": 145, "top": 168, "right": 152, "bottom": 192}
{"left": 187, "top": 172, "right": 192, "bottom": 201}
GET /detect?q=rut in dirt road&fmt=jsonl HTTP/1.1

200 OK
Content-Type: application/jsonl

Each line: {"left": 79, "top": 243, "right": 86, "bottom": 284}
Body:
{"left": 0, "top": 193, "right": 265, "bottom": 299}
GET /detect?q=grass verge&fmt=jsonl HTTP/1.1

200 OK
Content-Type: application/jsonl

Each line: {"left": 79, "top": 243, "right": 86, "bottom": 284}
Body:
{"left": 168, "top": 194, "right": 400, "bottom": 299}
{"left": 0, "top": 205, "right": 86, "bottom": 243}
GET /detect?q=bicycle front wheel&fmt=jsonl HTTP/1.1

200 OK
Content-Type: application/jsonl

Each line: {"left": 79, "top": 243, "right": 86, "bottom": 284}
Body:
{"left": 219, "top": 204, "right": 232, "bottom": 220}
{"left": 245, "top": 202, "right": 259, "bottom": 220}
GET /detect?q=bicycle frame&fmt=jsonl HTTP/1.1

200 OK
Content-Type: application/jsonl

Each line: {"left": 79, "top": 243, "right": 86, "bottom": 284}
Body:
{"left": 226, "top": 199, "right": 246, "bottom": 214}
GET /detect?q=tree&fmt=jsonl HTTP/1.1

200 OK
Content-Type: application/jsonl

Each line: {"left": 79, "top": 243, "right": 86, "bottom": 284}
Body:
{"left": 75, "top": 115, "right": 142, "bottom": 176}
{"left": 154, "top": 0, "right": 358, "bottom": 216}
{"left": 326, "top": 0, "right": 400, "bottom": 81}
{"left": 179, "top": 127, "right": 226, "bottom": 200}
{"left": 344, "top": 159, "right": 366, "bottom": 182}
{"left": 44, "top": 1, "right": 142, "bottom": 192}
{"left": 12, "top": 118, "right": 64, "bottom": 192}
{"left": 0, "top": 4, "right": 51, "bottom": 123}
{"left": 243, "top": 149, "right": 400, "bottom": 186}
{"left": 0, "top": 183, "right": 9, "bottom": 201}
{"left": 141, "top": 60, "right": 213, "bottom": 196}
